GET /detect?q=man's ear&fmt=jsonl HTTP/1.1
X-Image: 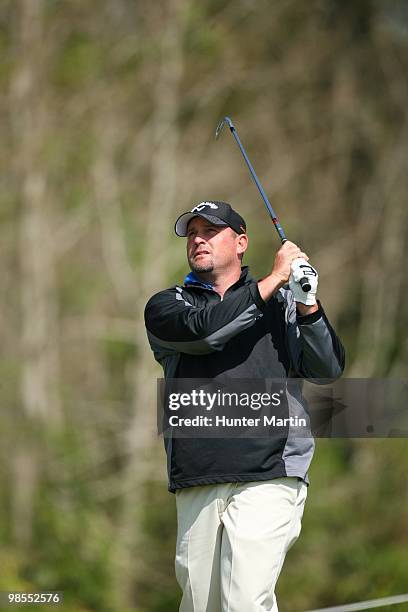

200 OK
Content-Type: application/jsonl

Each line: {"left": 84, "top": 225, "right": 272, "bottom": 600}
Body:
{"left": 237, "top": 233, "right": 248, "bottom": 256}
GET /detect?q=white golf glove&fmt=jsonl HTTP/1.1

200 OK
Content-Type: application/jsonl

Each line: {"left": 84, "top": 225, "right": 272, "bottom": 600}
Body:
{"left": 289, "top": 258, "right": 318, "bottom": 306}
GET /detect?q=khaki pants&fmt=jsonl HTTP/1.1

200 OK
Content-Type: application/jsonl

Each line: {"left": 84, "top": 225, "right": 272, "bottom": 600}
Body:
{"left": 175, "top": 477, "right": 307, "bottom": 612}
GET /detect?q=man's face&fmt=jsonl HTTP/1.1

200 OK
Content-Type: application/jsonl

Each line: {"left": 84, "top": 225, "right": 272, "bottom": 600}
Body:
{"left": 186, "top": 217, "right": 247, "bottom": 274}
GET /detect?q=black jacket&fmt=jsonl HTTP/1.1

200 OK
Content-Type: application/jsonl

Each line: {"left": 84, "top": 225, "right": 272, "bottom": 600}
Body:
{"left": 145, "top": 267, "right": 345, "bottom": 492}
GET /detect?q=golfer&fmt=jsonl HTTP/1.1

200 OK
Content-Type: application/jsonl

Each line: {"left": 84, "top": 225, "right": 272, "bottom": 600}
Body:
{"left": 145, "top": 201, "right": 345, "bottom": 612}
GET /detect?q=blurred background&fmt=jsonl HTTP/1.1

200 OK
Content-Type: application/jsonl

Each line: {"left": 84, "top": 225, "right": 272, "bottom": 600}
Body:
{"left": 0, "top": 0, "right": 407, "bottom": 610}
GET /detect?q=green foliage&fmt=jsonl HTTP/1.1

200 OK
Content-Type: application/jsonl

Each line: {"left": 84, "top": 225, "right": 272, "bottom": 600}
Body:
{"left": 58, "top": 260, "right": 108, "bottom": 315}
{"left": 54, "top": 33, "right": 103, "bottom": 90}
{"left": 134, "top": 482, "right": 179, "bottom": 612}
{"left": 276, "top": 440, "right": 408, "bottom": 611}
{"left": 184, "top": 7, "right": 223, "bottom": 59}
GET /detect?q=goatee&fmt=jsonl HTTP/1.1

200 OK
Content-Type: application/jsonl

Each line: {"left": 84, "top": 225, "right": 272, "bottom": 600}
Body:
{"left": 190, "top": 263, "right": 214, "bottom": 274}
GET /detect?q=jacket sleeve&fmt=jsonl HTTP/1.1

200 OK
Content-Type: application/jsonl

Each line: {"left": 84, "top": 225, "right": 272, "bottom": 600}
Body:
{"left": 280, "top": 288, "right": 345, "bottom": 380}
{"left": 145, "top": 282, "right": 265, "bottom": 356}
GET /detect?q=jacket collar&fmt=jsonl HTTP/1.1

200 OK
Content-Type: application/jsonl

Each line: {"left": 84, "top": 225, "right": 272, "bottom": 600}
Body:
{"left": 183, "top": 271, "right": 213, "bottom": 290}
{"left": 183, "top": 267, "right": 252, "bottom": 291}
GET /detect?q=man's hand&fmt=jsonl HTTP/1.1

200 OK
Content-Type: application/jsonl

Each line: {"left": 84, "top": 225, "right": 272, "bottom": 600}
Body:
{"left": 258, "top": 241, "right": 310, "bottom": 303}
{"left": 289, "top": 258, "right": 318, "bottom": 307}
{"left": 270, "top": 241, "right": 309, "bottom": 287}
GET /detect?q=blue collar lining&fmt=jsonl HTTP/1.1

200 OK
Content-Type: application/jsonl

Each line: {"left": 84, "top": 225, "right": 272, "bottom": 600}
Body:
{"left": 183, "top": 272, "right": 214, "bottom": 290}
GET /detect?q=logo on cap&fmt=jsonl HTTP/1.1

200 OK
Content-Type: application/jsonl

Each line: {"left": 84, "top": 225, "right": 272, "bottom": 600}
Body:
{"left": 191, "top": 202, "right": 219, "bottom": 213}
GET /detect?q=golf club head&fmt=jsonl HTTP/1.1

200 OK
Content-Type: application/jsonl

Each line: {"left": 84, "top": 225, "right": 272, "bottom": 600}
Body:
{"left": 215, "top": 116, "right": 234, "bottom": 139}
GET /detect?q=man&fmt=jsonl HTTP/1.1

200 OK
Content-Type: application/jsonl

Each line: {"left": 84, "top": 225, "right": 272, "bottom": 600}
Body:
{"left": 145, "top": 201, "right": 345, "bottom": 612}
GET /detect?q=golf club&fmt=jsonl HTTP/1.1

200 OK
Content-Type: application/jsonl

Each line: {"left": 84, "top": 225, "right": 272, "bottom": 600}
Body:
{"left": 215, "top": 116, "right": 311, "bottom": 293}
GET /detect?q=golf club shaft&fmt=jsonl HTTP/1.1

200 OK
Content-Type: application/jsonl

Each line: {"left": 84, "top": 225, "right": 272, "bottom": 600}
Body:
{"left": 222, "top": 118, "right": 287, "bottom": 243}
{"left": 216, "top": 116, "right": 311, "bottom": 292}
